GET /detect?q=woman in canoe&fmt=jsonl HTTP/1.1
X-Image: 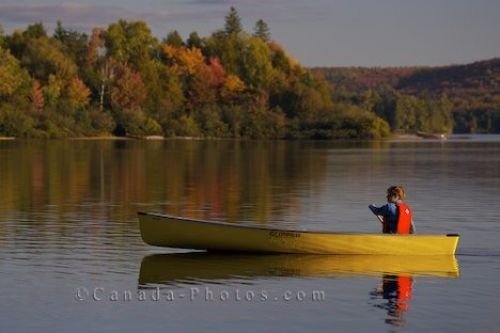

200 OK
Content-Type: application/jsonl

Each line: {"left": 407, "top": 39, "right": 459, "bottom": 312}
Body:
{"left": 369, "top": 185, "right": 415, "bottom": 234}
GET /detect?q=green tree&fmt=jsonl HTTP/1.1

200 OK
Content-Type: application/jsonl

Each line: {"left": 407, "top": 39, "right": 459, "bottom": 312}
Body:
{"left": 426, "top": 94, "right": 453, "bottom": 133}
{"left": 0, "top": 104, "right": 36, "bottom": 137}
{"left": 24, "top": 22, "right": 48, "bottom": 39}
{"left": 394, "top": 94, "right": 420, "bottom": 133}
{"left": 277, "top": 71, "right": 333, "bottom": 124}
{"left": 253, "top": 19, "right": 271, "bottom": 42}
{"left": 0, "top": 47, "right": 30, "bottom": 99}
{"left": 104, "top": 20, "right": 158, "bottom": 70}
{"left": 239, "top": 37, "right": 273, "bottom": 90}
{"left": 205, "top": 31, "right": 243, "bottom": 75}
{"left": 269, "top": 43, "right": 292, "bottom": 73}
{"left": 21, "top": 37, "right": 77, "bottom": 84}
{"left": 187, "top": 32, "right": 203, "bottom": 49}
{"left": 43, "top": 74, "right": 63, "bottom": 108}
{"left": 225, "top": 6, "right": 243, "bottom": 35}
{"left": 0, "top": 24, "right": 5, "bottom": 48}
{"left": 164, "top": 30, "right": 184, "bottom": 47}
{"left": 53, "top": 21, "right": 89, "bottom": 67}
{"left": 140, "top": 62, "right": 185, "bottom": 134}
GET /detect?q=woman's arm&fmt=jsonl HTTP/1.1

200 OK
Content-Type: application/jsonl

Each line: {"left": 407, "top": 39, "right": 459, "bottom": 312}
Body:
{"left": 368, "top": 204, "right": 389, "bottom": 216}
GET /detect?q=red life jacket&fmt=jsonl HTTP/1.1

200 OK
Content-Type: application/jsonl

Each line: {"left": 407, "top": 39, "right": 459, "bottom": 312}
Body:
{"left": 381, "top": 202, "right": 413, "bottom": 234}
{"left": 396, "top": 202, "right": 412, "bottom": 234}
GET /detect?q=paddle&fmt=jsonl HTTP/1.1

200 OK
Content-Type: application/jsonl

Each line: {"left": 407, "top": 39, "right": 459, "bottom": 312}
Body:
{"left": 375, "top": 214, "right": 386, "bottom": 233}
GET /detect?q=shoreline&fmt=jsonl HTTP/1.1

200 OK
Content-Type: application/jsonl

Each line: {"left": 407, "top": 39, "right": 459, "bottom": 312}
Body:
{"left": 1, "top": 134, "right": 496, "bottom": 142}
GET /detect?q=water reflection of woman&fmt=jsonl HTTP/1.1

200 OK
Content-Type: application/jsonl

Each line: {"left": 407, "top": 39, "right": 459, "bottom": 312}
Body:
{"left": 372, "top": 274, "right": 414, "bottom": 327}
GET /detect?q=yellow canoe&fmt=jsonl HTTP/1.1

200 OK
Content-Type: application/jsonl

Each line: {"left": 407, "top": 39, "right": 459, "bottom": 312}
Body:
{"left": 139, "top": 253, "right": 459, "bottom": 285}
{"left": 138, "top": 212, "right": 460, "bottom": 255}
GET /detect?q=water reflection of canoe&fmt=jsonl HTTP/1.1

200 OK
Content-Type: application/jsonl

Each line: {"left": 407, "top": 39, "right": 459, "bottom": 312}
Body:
{"left": 138, "top": 212, "right": 460, "bottom": 255}
{"left": 416, "top": 131, "right": 447, "bottom": 140}
{"left": 138, "top": 253, "right": 459, "bottom": 285}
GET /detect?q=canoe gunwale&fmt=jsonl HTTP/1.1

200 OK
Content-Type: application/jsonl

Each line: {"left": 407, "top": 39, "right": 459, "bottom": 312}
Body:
{"left": 138, "top": 211, "right": 460, "bottom": 238}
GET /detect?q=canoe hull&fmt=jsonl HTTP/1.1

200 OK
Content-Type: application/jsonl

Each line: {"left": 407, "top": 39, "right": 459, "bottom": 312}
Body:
{"left": 138, "top": 212, "right": 459, "bottom": 255}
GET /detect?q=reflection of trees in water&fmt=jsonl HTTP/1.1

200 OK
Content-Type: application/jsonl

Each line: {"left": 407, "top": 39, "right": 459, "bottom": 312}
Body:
{"left": 370, "top": 274, "right": 413, "bottom": 328}
{"left": 0, "top": 140, "right": 332, "bottom": 227}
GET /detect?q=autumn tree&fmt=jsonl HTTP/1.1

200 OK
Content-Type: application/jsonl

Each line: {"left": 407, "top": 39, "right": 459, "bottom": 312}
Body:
{"left": 163, "top": 45, "right": 217, "bottom": 112}
{"left": 30, "top": 80, "right": 44, "bottom": 112}
{"left": 65, "top": 77, "right": 91, "bottom": 110}
{"left": 109, "top": 63, "right": 147, "bottom": 111}
{"left": 221, "top": 75, "right": 245, "bottom": 101}
{"left": 108, "top": 62, "right": 161, "bottom": 136}
{"left": 163, "top": 45, "right": 206, "bottom": 76}
{"left": 86, "top": 28, "right": 105, "bottom": 67}
{"left": 208, "top": 58, "right": 226, "bottom": 87}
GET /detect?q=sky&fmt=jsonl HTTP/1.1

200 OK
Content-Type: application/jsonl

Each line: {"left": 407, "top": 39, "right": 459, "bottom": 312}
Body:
{"left": 1, "top": 0, "right": 499, "bottom": 67}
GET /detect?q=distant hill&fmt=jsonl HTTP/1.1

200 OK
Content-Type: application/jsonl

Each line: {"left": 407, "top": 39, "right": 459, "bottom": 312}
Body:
{"left": 311, "top": 66, "right": 418, "bottom": 94}
{"left": 311, "top": 58, "right": 500, "bottom": 133}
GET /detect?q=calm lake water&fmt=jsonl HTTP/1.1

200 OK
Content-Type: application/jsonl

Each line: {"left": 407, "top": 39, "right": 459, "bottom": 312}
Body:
{"left": 1, "top": 137, "right": 499, "bottom": 332}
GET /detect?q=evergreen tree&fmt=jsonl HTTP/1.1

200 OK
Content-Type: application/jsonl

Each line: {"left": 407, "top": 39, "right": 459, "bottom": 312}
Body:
{"left": 165, "top": 30, "right": 184, "bottom": 47}
{"left": 53, "top": 21, "right": 88, "bottom": 67}
{"left": 24, "top": 22, "right": 47, "bottom": 39}
{"left": 187, "top": 32, "right": 202, "bottom": 49}
{"left": 0, "top": 24, "right": 5, "bottom": 48}
{"left": 253, "top": 19, "right": 270, "bottom": 42}
{"left": 54, "top": 21, "right": 65, "bottom": 41}
{"left": 225, "top": 6, "right": 242, "bottom": 35}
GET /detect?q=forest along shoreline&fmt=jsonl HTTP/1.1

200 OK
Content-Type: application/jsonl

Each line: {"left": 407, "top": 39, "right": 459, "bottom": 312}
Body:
{"left": 1, "top": 7, "right": 498, "bottom": 140}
